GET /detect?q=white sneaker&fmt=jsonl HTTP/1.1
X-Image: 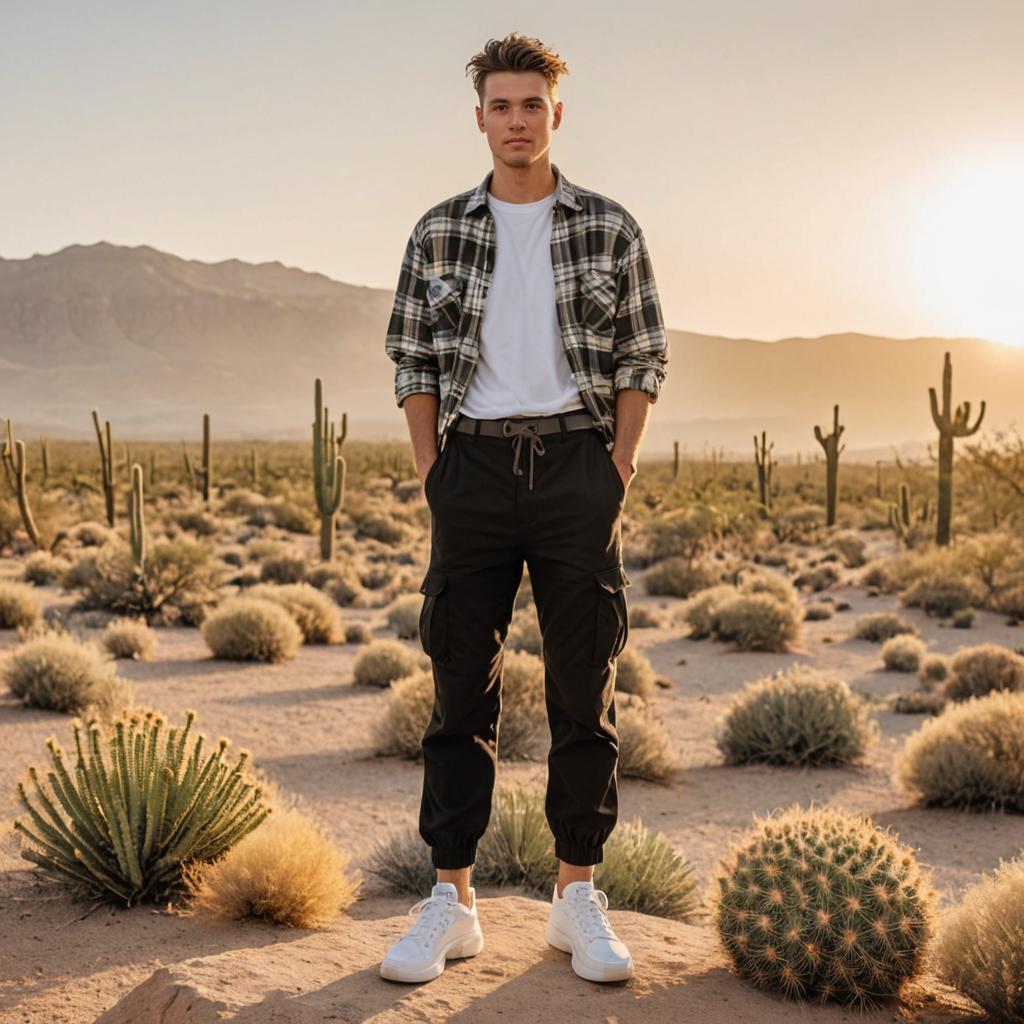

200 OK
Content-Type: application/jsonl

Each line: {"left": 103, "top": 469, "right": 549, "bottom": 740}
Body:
{"left": 380, "top": 882, "right": 484, "bottom": 983}
{"left": 545, "top": 880, "right": 634, "bottom": 982}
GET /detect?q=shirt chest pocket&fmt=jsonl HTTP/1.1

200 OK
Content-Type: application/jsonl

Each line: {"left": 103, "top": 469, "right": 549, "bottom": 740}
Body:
{"left": 577, "top": 267, "right": 619, "bottom": 335}
{"left": 425, "top": 274, "right": 465, "bottom": 333}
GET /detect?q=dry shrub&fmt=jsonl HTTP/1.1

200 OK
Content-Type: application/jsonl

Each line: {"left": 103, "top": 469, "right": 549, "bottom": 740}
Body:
{"left": 712, "top": 592, "right": 801, "bottom": 652}
{"left": 854, "top": 611, "right": 918, "bottom": 643}
{"left": 615, "top": 646, "right": 657, "bottom": 699}
{"left": 881, "top": 633, "right": 928, "bottom": 672}
{"left": 942, "top": 643, "right": 1024, "bottom": 702}
{"left": 372, "top": 668, "right": 434, "bottom": 758}
{"left": 259, "top": 554, "right": 307, "bottom": 584}
{"left": 21, "top": 551, "right": 70, "bottom": 585}
{"left": 0, "top": 581, "right": 42, "bottom": 630}
{"left": 2, "top": 627, "right": 133, "bottom": 715}
{"left": 201, "top": 596, "right": 302, "bottom": 663}
{"left": 71, "top": 520, "right": 117, "bottom": 547}
{"left": 935, "top": 856, "right": 1024, "bottom": 1023}
{"left": 829, "top": 531, "right": 867, "bottom": 568}
{"left": 507, "top": 608, "right": 543, "bottom": 655}
{"left": 498, "top": 649, "right": 546, "bottom": 759}
{"left": 629, "top": 605, "right": 665, "bottom": 628}
{"left": 616, "top": 695, "right": 677, "bottom": 782}
{"left": 352, "top": 639, "right": 420, "bottom": 687}
{"left": 365, "top": 829, "right": 436, "bottom": 896}
{"left": 182, "top": 808, "right": 361, "bottom": 928}
{"left": 345, "top": 621, "right": 372, "bottom": 644}
{"left": 102, "top": 617, "right": 156, "bottom": 660}
{"left": 245, "top": 582, "right": 343, "bottom": 644}
{"left": 902, "top": 573, "right": 984, "bottom": 617}
{"left": 896, "top": 690, "right": 1024, "bottom": 810}
{"left": 678, "top": 584, "right": 739, "bottom": 638}
{"left": 717, "top": 665, "right": 878, "bottom": 766}
{"left": 386, "top": 592, "right": 421, "bottom": 640}
{"left": 643, "top": 557, "right": 718, "bottom": 598}
{"left": 918, "top": 654, "right": 949, "bottom": 689}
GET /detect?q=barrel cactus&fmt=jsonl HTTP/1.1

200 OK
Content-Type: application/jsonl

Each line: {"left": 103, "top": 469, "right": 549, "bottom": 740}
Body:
{"left": 12, "top": 707, "right": 271, "bottom": 907}
{"left": 713, "top": 806, "right": 934, "bottom": 1007}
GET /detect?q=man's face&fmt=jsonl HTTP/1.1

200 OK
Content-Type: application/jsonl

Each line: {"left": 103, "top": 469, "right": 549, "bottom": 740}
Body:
{"left": 476, "top": 70, "right": 562, "bottom": 169}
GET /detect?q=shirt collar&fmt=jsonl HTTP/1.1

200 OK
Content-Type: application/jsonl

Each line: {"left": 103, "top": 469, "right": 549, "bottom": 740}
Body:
{"left": 465, "top": 162, "right": 583, "bottom": 216}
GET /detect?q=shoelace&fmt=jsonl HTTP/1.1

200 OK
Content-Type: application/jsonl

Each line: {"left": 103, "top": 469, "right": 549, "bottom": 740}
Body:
{"left": 568, "top": 888, "right": 616, "bottom": 943}
{"left": 405, "top": 895, "right": 454, "bottom": 947}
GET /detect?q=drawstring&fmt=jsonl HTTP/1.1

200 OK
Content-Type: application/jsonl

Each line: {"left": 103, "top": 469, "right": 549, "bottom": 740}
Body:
{"left": 501, "top": 420, "right": 546, "bottom": 491}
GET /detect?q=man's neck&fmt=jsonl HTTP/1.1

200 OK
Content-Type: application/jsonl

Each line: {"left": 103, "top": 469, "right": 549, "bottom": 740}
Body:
{"left": 488, "top": 160, "right": 557, "bottom": 204}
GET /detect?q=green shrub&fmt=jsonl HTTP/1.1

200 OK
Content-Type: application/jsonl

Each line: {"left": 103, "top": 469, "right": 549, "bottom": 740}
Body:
{"left": 716, "top": 665, "right": 877, "bottom": 766}
{"left": 712, "top": 806, "right": 935, "bottom": 1007}
{"left": 0, "top": 581, "right": 42, "bottom": 630}
{"left": 880, "top": 634, "right": 928, "bottom": 672}
{"left": 201, "top": 596, "right": 302, "bottom": 663}
{"left": 245, "top": 583, "right": 343, "bottom": 644}
{"left": 12, "top": 708, "right": 270, "bottom": 906}
{"left": 102, "top": 617, "right": 156, "bottom": 660}
{"left": 935, "top": 856, "right": 1024, "bottom": 1022}
{"left": 2, "top": 628, "right": 132, "bottom": 715}
{"left": 352, "top": 639, "right": 420, "bottom": 687}
{"left": 712, "top": 592, "right": 801, "bottom": 652}
{"left": 854, "top": 612, "right": 918, "bottom": 643}
{"left": 942, "top": 643, "right": 1024, "bottom": 702}
{"left": 615, "top": 646, "right": 657, "bottom": 699}
{"left": 896, "top": 690, "right": 1024, "bottom": 810}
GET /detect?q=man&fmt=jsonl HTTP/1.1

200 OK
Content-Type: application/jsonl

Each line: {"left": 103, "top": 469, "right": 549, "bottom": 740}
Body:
{"left": 380, "top": 31, "right": 669, "bottom": 985}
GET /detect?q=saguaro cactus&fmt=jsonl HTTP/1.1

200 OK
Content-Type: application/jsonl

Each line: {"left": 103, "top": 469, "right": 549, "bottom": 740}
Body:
{"left": 128, "top": 462, "right": 146, "bottom": 570}
{"left": 313, "top": 378, "right": 347, "bottom": 561}
{"left": 181, "top": 414, "right": 212, "bottom": 502}
{"left": 753, "top": 431, "right": 775, "bottom": 513}
{"left": 813, "top": 405, "right": 845, "bottom": 527}
{"left": 929, "top": 350, "right": 985, "bottom": 546}
{"left": 92, "top": 410, "right": 116, "bottom": 527}
{"left": 672, "top": 440, "right": 680, "bottom": 480}
{"left": 1, "top": 423, "right": 42, "bottom": 548}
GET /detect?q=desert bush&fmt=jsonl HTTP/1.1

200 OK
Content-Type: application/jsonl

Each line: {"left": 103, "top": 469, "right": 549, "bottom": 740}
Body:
{"left": 173, "top": 508, "right": 218, "bottom": 537}
{"left": 712, "top": 806, "right": 935, "bottom": 1007}
{"left": 712, "top": 592, "right": 801, "bottom": 652}
{"left": 917, "top": 654, "right": 949, "bottom": 689}
{"left": 356, "top": 514, "right": 406, "bottom": 546}
{"left": 644, "top": 557, "right": 717, "bottom": 598}
{"left": 259, "top": 555, "right": 307, "bottom": 584}
{"left": 201, "top": 596, "right": 302, "bottom": 663}
{"left": 245, "top": 538, "right": 285, "bottom": 562}
{"left": 372, "top": 669, "right": 434, "bottom": 758}
{"left": 615, "top": 646, "right": 657, "bottom": 699}
{"left": 2, "top": 628, "right": 132, "bottom": 715}
{"left": 942, "top": 643, "right": 1024, "bottom": 702}
{"left": 12, "top": 708, "right": 270, "bottom": 906}
{"left": 853, "top": 611, "right": 918, "bottom": 643}
{"left": 716, "top": 665, "right": 878, "bottom": 766}
{"left": 71, "top": 520, "right": 117, "bottom": 547}
{"left": 616, "top": 696, "right": 677, "bottom": 782}
{"left": 102, "top": 617, "right": 156, "bottom": 660}
{"left": 891, "top": 689, "right": 946, "bottom": 715}
{"left": 951, "top": 607, "right": 974, "bottom": 628}
{"left": 220, "top": 490, "right": 266, "bottom": 517}
{"left": 935, "top": 857, "right": 1024, "bottom": 1022}
{"left": 803, "top": 602, "right": 832, "bottom": 621}
{"left": 68, "top": 539, "right": 227, "bottom": 625}
{"left": 473, "top": 785, "right": 560, "bottom": 894}
{"left": 678, "top": 584, "right": 739, "bottom": 639}
{"left": 902, "top": 573, "right": 983, "bottom": 617}
{"left": 860, "top": 558, "right": 899, "bottom": 591}
{"left": 793, "top": 563, "right": 841, "bottom": 592}
{"left": 881, "top": 633, "right": 928, "bottom": 672}
{"left": 352, "top": 639, "right": 420, "bottom": 687}
{"left": 829, "top": 531, "right": 867, "bottom": 568}
{"left": 182, "top": 808, "right": 361, "bottom": 927}
{"left": 498, "top": 649, "right": 546, "bottom": 759}
{"left": 21, "top": 551, "right": 70, "bottom": 585}
{"left": 345, "top": 621, "right": 372, "bottom": 644}
{"left": 896, "top": 690, "right": 1024, "bottom": 810}
{"left": 365, "top": 829, "right": 436, "bottom": 897}
{"left": 0, "top": 581, "right": 42, "bottom": 630}
{"left": 628, "top": 605, "right": 665, "bottom": 628}
{"left": 507, "top": 608, "right": 543, "bottom": 655}
{"left": 266, "top": 499, "right": 314, "bottom": 534}
{"left": 386, "top": 593, "right": 421, "bottom": 640}
{"left": 737, "top": 568, "right": 801, "bottom": 609}
{"left": 994, "top": 584, "right": 1024, "bottom": 620}
{"left": 245, "top": 583, "right": 343, "bottom": 644}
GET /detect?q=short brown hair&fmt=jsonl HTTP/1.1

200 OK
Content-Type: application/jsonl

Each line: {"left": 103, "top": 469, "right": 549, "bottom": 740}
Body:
{"left": 465, "top": 33, "right": 570, "bottom": 106}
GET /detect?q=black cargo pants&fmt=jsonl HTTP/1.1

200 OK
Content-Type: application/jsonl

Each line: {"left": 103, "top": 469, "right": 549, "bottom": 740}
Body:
{"left": 417, "top": 410, "right": 630, "bottom": 869}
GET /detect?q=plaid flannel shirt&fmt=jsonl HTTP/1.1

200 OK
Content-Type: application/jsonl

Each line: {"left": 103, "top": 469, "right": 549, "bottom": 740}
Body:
{"left": 385, "top": 162, "right": 669, "bottom": 453}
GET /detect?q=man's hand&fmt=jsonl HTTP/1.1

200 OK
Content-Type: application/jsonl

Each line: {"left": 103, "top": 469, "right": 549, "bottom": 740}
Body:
{"left": 611, "top": 455, "right": 636, "bottom": 493}
{"left": 417, "top": 452, "right": 438, "bottom": 491}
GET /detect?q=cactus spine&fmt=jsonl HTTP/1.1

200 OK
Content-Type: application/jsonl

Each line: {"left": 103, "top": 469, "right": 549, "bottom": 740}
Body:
{"left": 714, "top": 806, "right": 934, "bottom": 1008}
{"left": 128, "top": 462, "right": 146, "bottom": 570}
{"left": 92, "top": 410, "right": 116, "bottom": 527}
{"left": 754, "top": 431, "right": 775, "bottom": 513}
{"left": 313, "top": 378, "right": 347, "bottom": 561}
{"left": 813, "top": 405, "right": 845, "bottom": 527}
{"left": 13, "top": 709, "right": 271, "bottom": 907}
{"left": 929, "top": 350, "right": 984, "bottom": 546}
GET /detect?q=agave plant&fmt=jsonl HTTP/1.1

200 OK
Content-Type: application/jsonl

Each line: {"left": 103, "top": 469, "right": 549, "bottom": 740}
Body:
{"left": 13, "top": 707, "right": 271, "bottom": 906}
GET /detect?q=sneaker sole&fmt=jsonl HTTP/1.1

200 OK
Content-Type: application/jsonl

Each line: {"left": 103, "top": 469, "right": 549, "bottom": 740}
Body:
{"left": 544, "top": 919, "right": 634, "bottom": 983}
{"left": 380, "top": 926, "right": 485, "bottom": 983}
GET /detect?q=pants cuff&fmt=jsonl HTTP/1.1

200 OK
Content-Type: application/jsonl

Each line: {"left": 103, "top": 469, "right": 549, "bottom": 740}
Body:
{"left": 431, "top": 845, "right": 477, "bottom": 870}
{"left": 555, "top": 839, "right": 604, "bottom": 867}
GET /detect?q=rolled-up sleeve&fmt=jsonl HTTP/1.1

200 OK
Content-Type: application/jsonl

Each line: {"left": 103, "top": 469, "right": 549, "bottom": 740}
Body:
{"left": 384, "top": 224, "right": 440, "bottom": 407}
{"left": 611, "top": 229, "right": 669, "bottom": 403}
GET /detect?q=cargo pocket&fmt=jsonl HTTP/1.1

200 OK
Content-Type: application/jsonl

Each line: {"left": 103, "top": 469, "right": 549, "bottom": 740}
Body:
{"left": 591, "top": 563, "right": 630, "bottom": 666}
{"left": 418, "top": 567, "right": 449, "bottom": 662}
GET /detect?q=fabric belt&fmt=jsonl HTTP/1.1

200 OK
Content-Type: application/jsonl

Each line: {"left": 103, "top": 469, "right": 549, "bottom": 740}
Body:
{"left": 453, "top": 410, "right": 599, "bottom": 491}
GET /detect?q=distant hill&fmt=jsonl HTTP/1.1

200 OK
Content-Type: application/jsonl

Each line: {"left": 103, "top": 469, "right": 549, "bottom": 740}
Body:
{"left": 1, "top": 241, "right": 1020, "bottom": 459}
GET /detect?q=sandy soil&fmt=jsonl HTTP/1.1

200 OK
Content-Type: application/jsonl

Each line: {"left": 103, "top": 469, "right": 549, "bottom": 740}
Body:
{"left": 1, "top": 528, "right": 1021, "bottom": 1022}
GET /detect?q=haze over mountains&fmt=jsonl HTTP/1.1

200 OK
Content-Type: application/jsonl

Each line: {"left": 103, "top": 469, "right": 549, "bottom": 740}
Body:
{"left": 1, "top": 242, "right": 1019, "bottom": 460}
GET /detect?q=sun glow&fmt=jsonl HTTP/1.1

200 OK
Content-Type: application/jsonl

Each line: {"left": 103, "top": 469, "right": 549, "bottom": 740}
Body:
{"left": 907, "top": 153, "right": 1024, "bottom": 348}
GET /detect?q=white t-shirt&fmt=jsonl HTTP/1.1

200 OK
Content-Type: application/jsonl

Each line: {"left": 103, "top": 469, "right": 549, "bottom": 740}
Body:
{"left": 458, "top": 186, "right": 585, "bottom": 418}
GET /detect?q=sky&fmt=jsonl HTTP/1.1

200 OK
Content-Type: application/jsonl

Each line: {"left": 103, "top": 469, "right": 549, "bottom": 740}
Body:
{"left": 3, "top": 0, "right": 1023, "bottom": 347}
